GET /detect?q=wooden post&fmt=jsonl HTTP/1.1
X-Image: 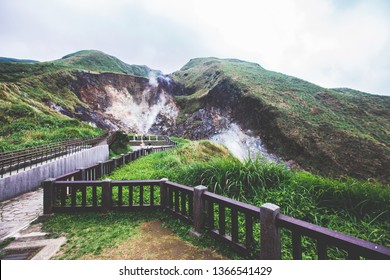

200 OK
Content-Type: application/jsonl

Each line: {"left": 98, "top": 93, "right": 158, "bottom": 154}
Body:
{"left": 113, "top": 157, "right": 117, "bottom": 170}
{"left": 130, "top": 152, "right": 134, "bottom": 161}
{"left": 159, "top": 178, "right": 169, "bottom": 208}
{"left": 98, "top": 161, "right": 104, "bottom": 178}
{"left": 101, "top": 179, "right": 112, "bottom": 213}
{"left": 260, "top": 203, "right": 281, "bottom": 260}
{"left": 43, "top": 178, "right": 56, "bottom": 214}
{"left": 79, "top": 167, "right": 86, "bottom": 181}
{"left": 189, "top": 185, "right": 208, "bottom": 238}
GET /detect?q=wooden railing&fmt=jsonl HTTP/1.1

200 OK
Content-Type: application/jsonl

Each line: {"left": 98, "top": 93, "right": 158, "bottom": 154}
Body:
{"left": 128, "top": 136, "right": 178, "bottom": 147}
{"left": 129, "top": 135, "right": 166, "bottom": 141}
{"left": 277, "top": 214, "right": 390, "bottom": 260}
{"left": 163, "top": 181, "right": 194, "bottom": 222}
{"left": 0, "top": 131, "right": 109, "bottom": 178}
{"left": 0, "top": 131, "right": 176, "bottom": 178}
{"left": 43, "top": 144, "right": 176, "bottom": 212}
{"left": 203, "top": 191, "right": 260, "bottom": 256}
{"left": 41, "top": 134, "right": 389, "bottom": 259}
{"left": 43, "top": 178, "right": 390, "bottom": 260}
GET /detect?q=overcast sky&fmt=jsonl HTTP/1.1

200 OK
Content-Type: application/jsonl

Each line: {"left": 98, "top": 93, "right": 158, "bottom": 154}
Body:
{"left": 1, "top": 0, "right": 389, "bottom": 96}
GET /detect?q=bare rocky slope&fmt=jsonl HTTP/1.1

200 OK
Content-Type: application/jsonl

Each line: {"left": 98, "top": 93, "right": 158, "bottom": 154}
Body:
{"left": 0, "top": 51, "right": 389, "bottom": 182}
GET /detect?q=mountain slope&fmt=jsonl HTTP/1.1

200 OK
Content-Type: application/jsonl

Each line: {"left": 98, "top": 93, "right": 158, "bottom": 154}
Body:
{"left": 1, "top": 52, "right": 389, "bottom": 181}
{"left": 0, "top": 50, "right": 173, "bottom": 150}
{"left": 171, "top": 58, "right": 390, "bottom": 181}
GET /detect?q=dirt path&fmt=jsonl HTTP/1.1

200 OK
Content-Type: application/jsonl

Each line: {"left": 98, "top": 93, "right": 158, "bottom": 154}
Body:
{"left": 79, "top": 221, "right": 225, "bottom": 260}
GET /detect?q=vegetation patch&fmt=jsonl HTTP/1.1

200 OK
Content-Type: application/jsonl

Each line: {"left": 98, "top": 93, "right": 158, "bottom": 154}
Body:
{"left": 43, "top": 210, "right": 232, "bottom": 260}
{"left": 172, "top": 57, "right": 390, "bottom": 181}
{"left": 42, "top": 140, "right": 389, "bottom": 259}
{"left": 107, "top": 140, "right": 389, "bottom": 259}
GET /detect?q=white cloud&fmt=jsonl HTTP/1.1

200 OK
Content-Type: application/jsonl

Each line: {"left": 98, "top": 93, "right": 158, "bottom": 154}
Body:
{"left": 0, "top": 0, "right": 389, "bottom": 95}
{"left": 119, "top": 0, "right": 390, "bottom": 95}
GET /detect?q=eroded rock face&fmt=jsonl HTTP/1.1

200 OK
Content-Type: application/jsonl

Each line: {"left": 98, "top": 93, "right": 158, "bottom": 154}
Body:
{"left": 65, "top": 71, "right": 280, "bottom": 163}
{"left": 68, "top": 72, "right": 178, "bottom": 134}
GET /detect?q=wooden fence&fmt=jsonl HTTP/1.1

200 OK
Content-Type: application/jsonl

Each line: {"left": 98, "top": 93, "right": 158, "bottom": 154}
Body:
{"left": 43, "top": 178, "right": 390, "bottom": 260}
{"left": 128, "top": 136, "right": 177, "bottom": 147}
{"left": 43, "top": 145, "right": 175, "bottom": 211}
{"left": 129, "top": 135, "right": 166, "bottom": 141}
{"left": 40, "top": 135, "right": 390, "bottom": 260}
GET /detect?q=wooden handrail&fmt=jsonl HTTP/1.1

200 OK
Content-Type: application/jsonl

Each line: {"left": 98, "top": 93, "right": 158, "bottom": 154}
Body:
{"left": 44, "top": 177, "right": 390, "bottom": 259}
{"left": 277, "top": 214, "right": 390, "bottom": 259}
{"left": 41, "top": 139, "right": 389, "bottom": 260}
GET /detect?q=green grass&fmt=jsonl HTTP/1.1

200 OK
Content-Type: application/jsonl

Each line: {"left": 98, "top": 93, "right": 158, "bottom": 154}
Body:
{"left": 0, "top": 50, "right": 163, "bottom": 152}
{"left": 43, "top": 210, "right": 241, "bottom": 260}
{"left": 172, "top": 57, "right": 390, "bottom": 181}
{"left": 43, "top": 140, "right": 389, "bottom": 259}
{"left": 0, "top": 114, "right": 101, "bottom": 152}
{"left": 43, "top": 212, "right": 148, "bottom": 259}
{"left": 106, "top": 140, "right": 389, "bottom": 259}
{"left": 0, "top": 59, "right": 107, "bottom": 151}
{"left": 169, "top": 136, "right": 191, "bottom": 144}
{"left": 0, "top": 99, "right": 102, "bottom": 151}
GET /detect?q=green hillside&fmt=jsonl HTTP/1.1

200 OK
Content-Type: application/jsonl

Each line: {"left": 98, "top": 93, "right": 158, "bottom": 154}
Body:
{"left": 0, "top": 81, "right": 102, "bottom": 151}
{"left": 0, "top": 50, "right": 156, "bottom": 82}
{"left": 0, "top": 57, "right": 38, "bottom": 63}
{"left": 59, "top": 50, "right": 159, "bottom": 77}
{"left": 172, "top": 58, "right": 390, "bottom": 181}
{"left": 1, "top": 52, "right": 389, "bottom": 181}
{"left": 0, "top": 50, "right": 165, "bottom": 151}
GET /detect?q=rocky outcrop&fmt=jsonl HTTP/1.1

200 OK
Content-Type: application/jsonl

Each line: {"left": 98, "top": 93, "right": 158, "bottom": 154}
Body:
{"left": 39, "top": 64, "right": 389, "bottom": 181}
{"left": 67, "top": 72, "right": 179, "bottom": 134}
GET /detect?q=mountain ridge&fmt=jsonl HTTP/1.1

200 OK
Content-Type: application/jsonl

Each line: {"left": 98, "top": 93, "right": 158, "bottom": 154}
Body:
{"left": 0, "top": 50, "right": 389, "bottom": 182}
{"left": 0, "top": 57, "right": 39, "bottom": 63}
{"left": 170, "top": 57, "right": 389, "bottom": 181}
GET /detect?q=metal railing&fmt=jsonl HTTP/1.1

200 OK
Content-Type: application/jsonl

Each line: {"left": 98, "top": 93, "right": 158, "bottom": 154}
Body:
{"left": 0, "top": 131, "right": 109, "bottom": 178}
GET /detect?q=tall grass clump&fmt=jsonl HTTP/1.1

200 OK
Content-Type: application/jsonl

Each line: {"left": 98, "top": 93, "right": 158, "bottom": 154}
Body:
{"left": 108, "top": 140, "right": 390, "bottom": 251}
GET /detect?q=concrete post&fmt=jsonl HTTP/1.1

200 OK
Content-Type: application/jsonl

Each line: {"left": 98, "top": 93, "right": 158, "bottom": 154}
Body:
{"left": 189, "top": 185, "right": 208, "bottom": 238}
{"left": 159, "top": 178, "right": 169, "bottom": 208}
{"left": 121, "top": 154, "right": 125, "bottom": 165}
{"left": 43, "top": 178, "right": 56, "bottom": 214}
{"left": 101, "top": 179, "right": 112, "bottom": 213}
{"left": 260, "top": 203, "right": 281, "bottom": 260}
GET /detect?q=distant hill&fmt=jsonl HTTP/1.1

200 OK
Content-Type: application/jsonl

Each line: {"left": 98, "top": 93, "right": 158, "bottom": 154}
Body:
{"left": 0, "top": 50, "right": 159, "bottom": 82}
{"left": 59, "top": 50, "right": 161, "bottom": 77}
{"left": 0, "top": 57, "right": 39, "bottom": 63}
